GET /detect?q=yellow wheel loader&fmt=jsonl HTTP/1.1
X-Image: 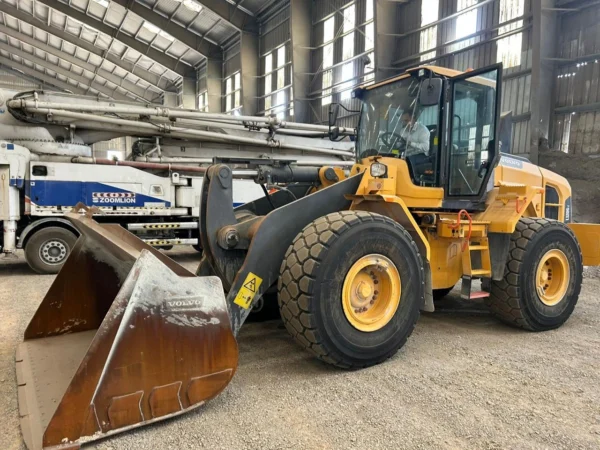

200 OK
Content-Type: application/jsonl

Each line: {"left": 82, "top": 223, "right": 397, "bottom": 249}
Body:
{"left": 15, "top": 64, "right": 600, "bottom": 449}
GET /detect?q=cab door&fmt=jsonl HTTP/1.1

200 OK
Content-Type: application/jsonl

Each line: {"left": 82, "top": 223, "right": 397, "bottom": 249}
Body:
{"left": 443, "top": 64, "right": 502, "bottom": 208}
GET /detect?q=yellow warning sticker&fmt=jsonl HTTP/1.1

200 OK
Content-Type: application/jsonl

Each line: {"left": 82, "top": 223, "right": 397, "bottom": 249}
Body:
{"left": 233, "top": 272, "right": 263, "bottom": 309}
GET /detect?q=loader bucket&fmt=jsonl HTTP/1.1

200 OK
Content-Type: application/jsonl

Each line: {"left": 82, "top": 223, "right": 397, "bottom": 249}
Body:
{"left": 16, "top": 214, "right": 238, "bottom": 450}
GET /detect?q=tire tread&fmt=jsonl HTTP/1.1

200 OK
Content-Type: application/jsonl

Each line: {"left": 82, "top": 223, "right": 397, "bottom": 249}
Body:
{"left": 487, "top": 217, "right": 582, "bottom": 331}
{"left": 277, "top": 211, "right": 423, "bottom": 369}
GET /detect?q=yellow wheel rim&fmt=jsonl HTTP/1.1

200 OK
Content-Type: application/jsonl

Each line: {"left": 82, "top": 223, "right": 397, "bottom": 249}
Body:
{"left": 535, "top": 249, "right": 570, "bottom": 306}
{"left": 342, "top": 254, "right": 401, "bottom": 332}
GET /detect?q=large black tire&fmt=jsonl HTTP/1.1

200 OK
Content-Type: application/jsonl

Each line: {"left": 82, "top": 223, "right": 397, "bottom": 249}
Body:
{"left": 24, "top": 227, "right": 78, "bottom": 274}
{"left": 278, "top": 211, "right": 424, "bottom": 369}
{"left": 487, "top": 218, "right": 583, "bottom": 331}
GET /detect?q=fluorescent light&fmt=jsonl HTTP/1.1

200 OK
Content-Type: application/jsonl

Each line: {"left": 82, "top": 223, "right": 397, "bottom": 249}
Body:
{"left": 92, "top": 0, "right": 109, "bottom": 7}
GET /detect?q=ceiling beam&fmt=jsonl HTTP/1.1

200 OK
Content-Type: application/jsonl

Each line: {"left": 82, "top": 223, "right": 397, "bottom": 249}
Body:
{"left": 195, "top": 0, "right": 257, "bottom": 31}
{"left": 33, "top": 0, "right": 196, "bottom": 77}
{"left": 0, "top": 63, "right": 67, "bottom": 91}
{"left": 109, "top": 0, "right": 224, "bottom": 58}
{"left": 0, "top": 56, "right": 89, "bottom": 95}
{"left": 0, "top": 43, "right": 134, "bottom": 102}
{"left": 0, "top": 2, "right": 175, "bottom": 92}
{"left": 0, "top": 24, "right": 159, "bottom": 102}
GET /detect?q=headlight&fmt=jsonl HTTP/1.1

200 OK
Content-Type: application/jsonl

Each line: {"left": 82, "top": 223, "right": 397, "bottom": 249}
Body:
{"left": 370, "top": 162, "right": 387, "bottom": 178}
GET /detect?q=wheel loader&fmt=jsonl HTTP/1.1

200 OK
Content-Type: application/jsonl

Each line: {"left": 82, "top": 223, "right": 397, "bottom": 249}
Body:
{"left": 15, "top": 63, "right": 600, "bottom": 450}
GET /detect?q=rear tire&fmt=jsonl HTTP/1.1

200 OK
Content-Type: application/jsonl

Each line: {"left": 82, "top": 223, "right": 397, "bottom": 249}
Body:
{"left": 487, "top": 218, "right": 582, "bottom": 331}
{"left": 24, "top": 227, "right": 78, "bottom": 274}
{"left": 278, "top": 211, "right": 424, "bottom": 369}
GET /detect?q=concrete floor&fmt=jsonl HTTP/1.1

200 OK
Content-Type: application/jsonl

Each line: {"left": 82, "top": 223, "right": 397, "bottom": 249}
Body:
{"left": 1, "top": 248, "right": 600, "bottom": 450}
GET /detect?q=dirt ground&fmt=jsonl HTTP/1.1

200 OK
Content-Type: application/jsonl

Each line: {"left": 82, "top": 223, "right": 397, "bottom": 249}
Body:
{"left": 1, "top": 247, "right": 600, "bottom": 450}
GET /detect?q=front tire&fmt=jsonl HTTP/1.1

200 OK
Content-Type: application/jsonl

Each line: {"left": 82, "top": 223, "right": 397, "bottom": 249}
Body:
{"left": 487, "top": 218, "right": 582, "bottom": 331}
{"left": 278, "top": 211, "right": 424, "bottom": 369}
{"left": 24, "top": 227, "right": 78, "bottom": 274}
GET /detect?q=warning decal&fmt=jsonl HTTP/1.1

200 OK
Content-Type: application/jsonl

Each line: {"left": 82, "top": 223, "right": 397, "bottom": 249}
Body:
{"left": 234, "top": 272, "right": 263, "bottom": 309}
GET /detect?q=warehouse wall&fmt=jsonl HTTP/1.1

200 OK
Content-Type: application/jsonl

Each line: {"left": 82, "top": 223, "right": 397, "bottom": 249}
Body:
{"left": 391, "top": 0, "right": 533, "bottom": 155}
{"left": 551, "top": 2, "right": 600, "bottom": 154}
{"left": 309, "top": 0, "right": 370, "bottom": 127}
{"left": 259, "top": 5, "right": 292, "bottom": 118}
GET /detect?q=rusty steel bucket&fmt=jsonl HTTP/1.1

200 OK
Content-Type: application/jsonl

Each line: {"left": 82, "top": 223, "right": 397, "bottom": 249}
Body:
{"left": 16, "top": 213, "right": 238, "bottom": 450}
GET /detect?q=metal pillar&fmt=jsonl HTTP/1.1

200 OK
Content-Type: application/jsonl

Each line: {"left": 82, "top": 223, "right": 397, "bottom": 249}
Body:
{"left": 240, "top": 31, "right": 259, "bottom": 116}
{"left": 374, "top": 0, "right": 398, "bottom": 82}
{"left": 290, "top": 0, "right": 312, "bottom": 123}
{"left": 180, "top": 77, "right": 197, "bottom": 109}
{"left": 206, "top": 58, "right": 223, "bottom": 113}
{"left": 530, "top": 0, "right": 558, "bottom": 163}
{"left": 163, "top": 92, "right": 179, "bottom": 107}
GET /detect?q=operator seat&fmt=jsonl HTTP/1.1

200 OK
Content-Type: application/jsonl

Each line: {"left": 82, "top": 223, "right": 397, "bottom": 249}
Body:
{"left": 408, "top": 125, "right": 437, "bottom": 186}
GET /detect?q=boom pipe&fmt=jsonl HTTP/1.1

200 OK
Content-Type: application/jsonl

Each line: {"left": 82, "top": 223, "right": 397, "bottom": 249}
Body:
{"left": 132, "top": 156, "right": 355, "bottom": 167}
{"left": 22, "top": 108, "right": 355, "bottom": 158}
{"left": 70, "top": 157, "right": 207, "bottom": 173}
{"left": 7, "top": 99, "right": 355, "bottom": 135}
{"left": 29, "top": 109, "right": 354, "bottom": 158}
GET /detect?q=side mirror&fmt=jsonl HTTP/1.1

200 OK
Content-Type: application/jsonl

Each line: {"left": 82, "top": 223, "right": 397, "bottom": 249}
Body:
{"left": 328, "top": 103, "right": 340, "bottom": 127}
{"left": 419, "top": 78, "right": 443, "bottom": 106}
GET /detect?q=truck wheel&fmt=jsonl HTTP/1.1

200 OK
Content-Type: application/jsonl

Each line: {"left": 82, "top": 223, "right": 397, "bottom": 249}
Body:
{"left": 487, "top": 218, "right": 583, "bottom": 331}
{"left": 24, "top": 227, "right": 78, "bottom": 274}
{"left": 278, "top": 211, "right": 424, "bottom": 369}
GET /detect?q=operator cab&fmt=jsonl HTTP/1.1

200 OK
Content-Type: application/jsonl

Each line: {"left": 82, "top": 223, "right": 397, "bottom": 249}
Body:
{"left": 342, "top": 65, "right": 502, "bottom": 208}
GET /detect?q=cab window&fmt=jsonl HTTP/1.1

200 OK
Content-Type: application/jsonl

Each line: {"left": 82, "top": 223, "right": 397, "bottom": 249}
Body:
{"left": 448, "top": 68, "right": 498, "bottom": 196}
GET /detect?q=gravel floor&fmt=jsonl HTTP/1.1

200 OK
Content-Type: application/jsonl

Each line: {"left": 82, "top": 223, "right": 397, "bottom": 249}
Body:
{"left": 1, "top": 248, "right": 600, "bottom": 450}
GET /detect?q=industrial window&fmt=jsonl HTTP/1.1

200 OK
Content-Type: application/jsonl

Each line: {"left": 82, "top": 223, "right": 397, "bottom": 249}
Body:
{"left": 276, "top": 46, "right": 286, "bottom": 119}
{"left": 340, "top": 4, "right": 356, "bottom": 100}
{"left": 497, "top": 0, "right": 524, "bottom": 68}
{"left": 453, "top": 0, "right": 478, "bottom": 51}
{"left": 277, "top": 46, "right": 286, "bottom": 90}
{"left": 225, "top": 72, "right": 241, "bottom": 115}
{"left": 364, "top": 1, "right": 375, "bottom": 84}
{"left": 197, "top": 91, "right": 208, "bottom": 112}
{"left": 420, "top": 0, "right": 439, "bottom": 62}
{"left": 264, "top": 52, "right": 273, "bottom": 112}
{"left": 322, "top": 15, "right": 335, "bottom": 106}
{"left": 366, "top": 0, "right": 374, "bottom": 21}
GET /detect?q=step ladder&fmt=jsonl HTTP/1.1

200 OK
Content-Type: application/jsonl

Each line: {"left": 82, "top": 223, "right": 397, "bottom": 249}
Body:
{"left": 460, "top": 230, "right": 492, "bottom": 300}
{"left": 438, "top": 211, "right": 493, "bottom": 300}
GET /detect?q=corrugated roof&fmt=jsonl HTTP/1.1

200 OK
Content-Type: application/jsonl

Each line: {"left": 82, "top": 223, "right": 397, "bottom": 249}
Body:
{"left": 0, "top": 0, "right": 257, "bottom": 102}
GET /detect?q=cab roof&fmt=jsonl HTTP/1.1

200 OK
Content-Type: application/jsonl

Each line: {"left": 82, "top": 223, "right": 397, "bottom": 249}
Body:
{"left": 361, "top": 65, "right": 467, "bottom": 91}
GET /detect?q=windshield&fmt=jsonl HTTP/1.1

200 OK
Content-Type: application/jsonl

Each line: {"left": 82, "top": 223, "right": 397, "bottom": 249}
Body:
{"left": 356, "top": 76, "right": 440, "bottom": 160}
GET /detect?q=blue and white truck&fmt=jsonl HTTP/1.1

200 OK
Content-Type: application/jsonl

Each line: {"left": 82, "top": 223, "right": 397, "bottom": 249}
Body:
{"left": 0, "top": 141, "right": 264, "bottom": 273}
{"left": 0, "top": 89, "right": 355, "bottom": 273}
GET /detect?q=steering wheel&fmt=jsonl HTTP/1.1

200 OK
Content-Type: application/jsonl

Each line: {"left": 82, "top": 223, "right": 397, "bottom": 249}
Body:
{"left": 379, "top": 132, "right": 405, "bottom": 152}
